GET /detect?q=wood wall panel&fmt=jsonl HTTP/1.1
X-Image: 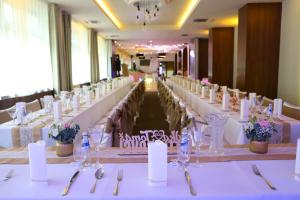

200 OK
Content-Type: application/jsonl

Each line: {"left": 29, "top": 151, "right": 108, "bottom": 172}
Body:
{"left": 237, "top": 3, "right": 282, "bottom": 98}
{"left": 209, "top": 27, "right": 234, "bottom": 87}
{"left": 182, "top": 47, "right": 188, "bottom": 76}
{"left": 198, "top": 39, "right": 209, "bottom": 80}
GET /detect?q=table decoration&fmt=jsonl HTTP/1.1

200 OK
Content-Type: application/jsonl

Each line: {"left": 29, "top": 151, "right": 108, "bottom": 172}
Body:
{"left": 222, "top": 93, "right": 230, "bottom": 111}
{"left": 209, "top": 88, "right": 216, "bottom": 103}
{"left": 201, "top": 86, "right": 206, "bottom": 98}
{"left": 273, "top": 98, "right": 283, "bottom": 117}
{"left": 28, "top": 140, "right": 47, "bottom": 185}
{"left": 295, "top": 138, "right": 300, "bottom": 180}
{"left": 148, "top": 140, "right": 167, "bottom": 186}
{"left": 72, "top": 95, "right": 80, "bottom": 111}
{"left": 240, "top": 99, "right": 249, "bottom": 121}
{"left": 49, "top": 122, "right": 80, "bottom": 157}
{"left": 53, "top": 101, "right": 62, "bottom": 121}
{"left": 244, "top": 116, "right": 277, "bottom": 154}
{"left": 231, "top": 94, "right": 240, "bottom": 112}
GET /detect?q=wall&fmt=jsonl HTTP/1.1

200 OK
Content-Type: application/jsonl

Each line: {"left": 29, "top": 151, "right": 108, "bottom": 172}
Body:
{"left": 278, "top": 0, "right": 300, "bottom": 105}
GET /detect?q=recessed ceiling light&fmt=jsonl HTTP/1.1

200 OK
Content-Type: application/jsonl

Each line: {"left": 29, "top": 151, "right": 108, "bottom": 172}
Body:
{"left": 181, "top": 34, "right": 189, "bottom": 37}
{"left": 193, "top": 18, "right": 208, "bottom": 23}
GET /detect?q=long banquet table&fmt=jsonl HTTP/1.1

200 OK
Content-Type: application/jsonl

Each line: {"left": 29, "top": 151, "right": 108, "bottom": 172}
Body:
{"left": 0, "top": 82, "right": 132, "bottom": 147}
{"left": 166, "top": 79, "right": 300, "bottom": 145}
{"left": 0, "top": 145, "right": 299, "bottom": 200}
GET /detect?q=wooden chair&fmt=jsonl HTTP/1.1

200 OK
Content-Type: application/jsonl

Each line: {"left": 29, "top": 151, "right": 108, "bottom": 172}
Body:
{"left": 0, "top": 110, "right": 10, "bottom": 124}
{"left": 283, "top": 102, "right": 300, "bottom": 121}
{"left": 26, "top": 99, "right": 41, "bottom": 112}
{"left": 227, "top": 88, "right": 235, "bottom": 97}
{"left": 262, "top": 97, "right": 274, "bottom": 107}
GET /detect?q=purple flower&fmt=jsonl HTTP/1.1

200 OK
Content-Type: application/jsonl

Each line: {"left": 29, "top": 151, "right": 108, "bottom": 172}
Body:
{"left": 64, "top": 123, "right": 70, "bottom": 129}
{"left": 258, "top": 119, "right": 270, "bottom": 128}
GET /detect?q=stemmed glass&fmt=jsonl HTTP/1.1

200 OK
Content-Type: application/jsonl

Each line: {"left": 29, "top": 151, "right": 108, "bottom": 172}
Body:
{"left": 7, "top": 109, "right": 16, "bottom": 125}
{"left": 89, "top": 127, "right": 104, "bottom": 169}
{"left": 72, "top": 133, "right": 85, "bottom": 170}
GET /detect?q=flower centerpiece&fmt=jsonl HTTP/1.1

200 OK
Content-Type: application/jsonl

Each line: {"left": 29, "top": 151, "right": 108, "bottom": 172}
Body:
{"left": 244, "top": 116, "right": 277, "bottom": 154}
{"left": 49, "top": 122, "right": 80, "bottom": 157}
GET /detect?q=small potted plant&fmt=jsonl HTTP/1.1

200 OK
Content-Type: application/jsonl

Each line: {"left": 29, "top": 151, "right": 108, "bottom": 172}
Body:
{"left": 244, "top": 116, "right": 277, "bottom": 154}
{"left": 49, "top": 122, "right": 80, "bottom": 157}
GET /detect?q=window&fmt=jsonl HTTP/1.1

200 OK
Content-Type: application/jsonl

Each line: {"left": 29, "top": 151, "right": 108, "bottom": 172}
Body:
{"left": 71, "top": 20, "right": 90, "bottom": 85}
{"left": 0, "top": 0, "right": 53, "bottom": 97}
{"left": 97, "top": 36, "right": 112, "bottom": 79}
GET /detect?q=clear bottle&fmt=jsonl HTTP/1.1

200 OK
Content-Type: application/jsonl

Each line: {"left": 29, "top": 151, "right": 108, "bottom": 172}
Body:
{"left": 178, "top": 128, "right": 191, "bottom": 166}
{"left": 81, "top": 132, "right": 91, "bottom": 168}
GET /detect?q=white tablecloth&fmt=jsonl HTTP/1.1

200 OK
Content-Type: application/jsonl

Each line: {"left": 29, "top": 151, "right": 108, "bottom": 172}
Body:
{"left": 166, "top": 79, "right": 300, "bottom": 145}
{"left": 0, "top": 83, "right": 132, "bottom": 147}
{"left": 0, "top": 160, "right": 299, "bottom": 199}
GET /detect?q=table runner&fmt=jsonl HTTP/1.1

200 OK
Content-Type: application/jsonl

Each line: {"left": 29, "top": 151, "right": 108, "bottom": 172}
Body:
{"left": 0, "top": 144, "right": 296, "bottom": 164}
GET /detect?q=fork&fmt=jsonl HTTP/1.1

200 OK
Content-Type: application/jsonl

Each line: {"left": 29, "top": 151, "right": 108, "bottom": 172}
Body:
{"left": 252, "top": 165, "right": 276, "bottom": 190}
{"left": 113, "top": 169, "right": 123, "bottom": 196}
{"left": 1, "top": 169, "right": 14, "bottom": 182}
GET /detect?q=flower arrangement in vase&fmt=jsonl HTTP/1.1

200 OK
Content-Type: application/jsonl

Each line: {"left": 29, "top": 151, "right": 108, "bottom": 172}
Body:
{"left": 243, "top": 116, "right": 277, "bottom": 154}
{"left": 49, "top": 122, "right": 80, "bottom": 157}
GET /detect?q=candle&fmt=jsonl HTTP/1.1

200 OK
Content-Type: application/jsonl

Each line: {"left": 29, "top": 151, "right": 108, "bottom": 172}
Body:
{"left": 28, "top": 141, "right": 48, "bottom": 184}
{"left": 53, "top": 101, "right": 62, "bottom": 121}
{"left": 209, "top": 89, "right": 215, "bottom": 103}
{"left": 295, "top": 139, "right": 300, "bottom": 176}
{"left": 222, "top": 93, "right": 230, "bottom": 110}
{"left": 201, "top": 87, "right": 206, "bottom": 98}
{"left": 240, "top": 99, "right": 250, "bottom": 121}
{"left": 148, "top": 140, "right": 167, "bottom": 186}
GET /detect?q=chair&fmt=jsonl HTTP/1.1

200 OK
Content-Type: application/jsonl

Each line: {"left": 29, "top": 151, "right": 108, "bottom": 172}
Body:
{"left": 26, "top": 99, "right": 41, "bottom": 112}
{"left": 239, "top": 91, "right": 247, "bottom": 99}
{"left": 227, "top": 88, "right": 235, "bottom": 97}
{"left": 0, "top": 110, "right": 10, "bottom": 124}
{"left": 283, "top": 102, "right": 300, "bottom": 121}
{"left": 262, "top": 97, "right": 274, "bottom": 107}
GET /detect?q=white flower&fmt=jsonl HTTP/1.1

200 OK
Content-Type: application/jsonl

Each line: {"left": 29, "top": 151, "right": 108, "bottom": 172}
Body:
{"left": 52, "top": 129, "right": 59, "bottom": 137}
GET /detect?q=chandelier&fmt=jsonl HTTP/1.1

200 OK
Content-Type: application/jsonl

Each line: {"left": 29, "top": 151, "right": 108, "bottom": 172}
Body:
{"left": 125, "top": 0, "right": 172, "bottom": 27}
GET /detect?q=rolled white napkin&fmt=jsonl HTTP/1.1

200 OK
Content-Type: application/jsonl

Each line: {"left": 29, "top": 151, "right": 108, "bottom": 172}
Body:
{"left": 273, "top": 98, "right": 283, "bottom": 116}
{"left": 222, "top": 93, "right": 230, "bottom": 110}
{"left": 72, "top": 95, "right": 80, "bottom": 111}
{"left": 148, "top": 140, "right": 167, "bottom": 186}
{"left": 240, "top": 99, "right": 250, "bottom": 121}
{"left": 295, "top": 139, "right": 300, "bottom": 176}
{"left": 16, "top": 102, "right": 26, "bottom": 113}
{"left": 201, "top": 87, "right": 206, "bottom": 98}
{"left": 28, "top": 140, "right": 47, "bottom": 183}
{"left": 209, "top": 89, "right": 215, "bottom": 103}
{"left": 53, "top": 101, "right": 62, "bottom": 121}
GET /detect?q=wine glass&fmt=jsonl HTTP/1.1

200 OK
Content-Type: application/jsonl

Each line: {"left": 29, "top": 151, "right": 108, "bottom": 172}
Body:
{"left": 177, "top": 128, "right": 192, "bottom": 168}
{"left": 7, "top": 109, "right": 16, "bottom": 125}
{"left": 89, "top": 127, "right": 104, "bottom": 169}
{"left": 72, "top": 133, "right": 84, "bottom": 170}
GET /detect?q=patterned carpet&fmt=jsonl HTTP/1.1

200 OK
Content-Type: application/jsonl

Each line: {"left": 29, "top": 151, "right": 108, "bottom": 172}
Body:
{"left": 132, "top": 91, "right": 170, "bottom": 135}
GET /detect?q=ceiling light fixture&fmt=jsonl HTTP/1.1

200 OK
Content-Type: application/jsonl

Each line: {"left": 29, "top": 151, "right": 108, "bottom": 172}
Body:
{"left": 94, "top": 0, "right": 122, "bottom": 29}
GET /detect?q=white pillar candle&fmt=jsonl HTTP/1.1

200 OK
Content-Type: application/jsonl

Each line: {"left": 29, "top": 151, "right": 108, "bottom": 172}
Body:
{"left": 240, "top": 99, "right": 250, "bottom": 121}
{"left": 209, "top": 89, "right": 215, "bottom": 103}
{"left": 28, "top": 140, "right": 48, "bottom": 184}
{"left": 86, "top": 91, "right": 94, "bottom": 104}
{"left": 221, "top": 86, "right": 227, "bottom": 93}
{"left": 95, "top": 87, "right": 101, "bottom": 99}
{"left": 72, "top": 95, "right": 80, "bottom": 111}
{"left": 274, "top": 98, "right": 282, "bottom": 116}
{"left": 16, "top": 102, "right": 26, "bottom": 113}
{"left": 201, "top": 87, "right": 206, "bottom": 98}
{"left": 295, "top": 139, "right": 300, "bottom": 176}
{"left": 222, "top": 93, "right": 230, "bottom": 110}
{"left": 53, "top": 101, "right": 62, "bottom": 121}
{"left": 148, "top": 140, "right": 167, "bottom": 186}
{"left": 249, "top": 93, "right": 256, "bottom": 106}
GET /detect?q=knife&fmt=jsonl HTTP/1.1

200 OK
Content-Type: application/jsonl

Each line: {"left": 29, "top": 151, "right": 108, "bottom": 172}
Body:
{"left": 184, "top": 168, "right": 197, "bottom": 196}
{"left": 61, "top": 170, "right": 80, "bottom": 196}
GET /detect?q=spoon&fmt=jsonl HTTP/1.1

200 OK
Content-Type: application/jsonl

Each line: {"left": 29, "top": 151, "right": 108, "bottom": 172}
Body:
{"left": 90, "top": 168, "right": 104, "bottom": 193}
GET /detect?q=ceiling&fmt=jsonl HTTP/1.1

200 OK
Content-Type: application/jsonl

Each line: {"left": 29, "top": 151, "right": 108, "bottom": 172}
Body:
{"left": 46, "top": 0, "right": 282, "bottom": 54}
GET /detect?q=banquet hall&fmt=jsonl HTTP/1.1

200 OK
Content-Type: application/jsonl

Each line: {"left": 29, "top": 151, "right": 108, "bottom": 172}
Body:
{"left": 1, "top": 0, "right": 300, "bottom": 199}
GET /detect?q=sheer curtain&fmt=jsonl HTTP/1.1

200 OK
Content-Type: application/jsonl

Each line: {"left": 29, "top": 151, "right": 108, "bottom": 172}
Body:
{"left": 0, "top": 0, "right": 53, "bottom": 97}
{"left": 71, "top": 20, "right": 90, "bottom": 85}
{"left": 97, "top": 35, "right": 112, "bottom": 79}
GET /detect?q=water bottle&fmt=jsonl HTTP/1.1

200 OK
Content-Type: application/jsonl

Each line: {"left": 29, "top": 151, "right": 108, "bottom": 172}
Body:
{"left": 81, "top": 132, "right": 91, "bottom": 167}
{"left": 178, "top": 128, "right": 191, "bottom": 166}
{"left": 267, "top": 104, "right": 273, "bottom": 117}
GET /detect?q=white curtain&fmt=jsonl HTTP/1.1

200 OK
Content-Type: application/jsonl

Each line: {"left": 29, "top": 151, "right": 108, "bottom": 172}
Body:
{"left": 0, "top": 0, "right": 53, "bottom": 97}
{"left": 71, "top": 20, "right": 90, "bottom": 85}
{"left": 97, "top": 35, "right": 112, "bottom": 79}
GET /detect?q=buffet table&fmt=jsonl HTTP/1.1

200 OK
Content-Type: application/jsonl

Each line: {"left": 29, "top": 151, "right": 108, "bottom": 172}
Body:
{"left": 166, "top": 79, "right": 300, "bottom": 145}
{"left": 0, "top": 145, "right": 299, "bottom": 200}
{"left": 0, "top": 82, "right": 132, "bottom": 148}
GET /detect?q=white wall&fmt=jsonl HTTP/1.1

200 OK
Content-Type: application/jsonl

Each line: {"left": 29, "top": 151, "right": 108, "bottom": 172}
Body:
{"left": 278, "top": 0, "right": 300, "bottom": 105}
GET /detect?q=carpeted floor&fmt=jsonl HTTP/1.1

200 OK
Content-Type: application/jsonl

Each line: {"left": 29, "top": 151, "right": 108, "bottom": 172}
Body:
{"left": 132, "top": 91, "right": 170, "bottom": 135}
